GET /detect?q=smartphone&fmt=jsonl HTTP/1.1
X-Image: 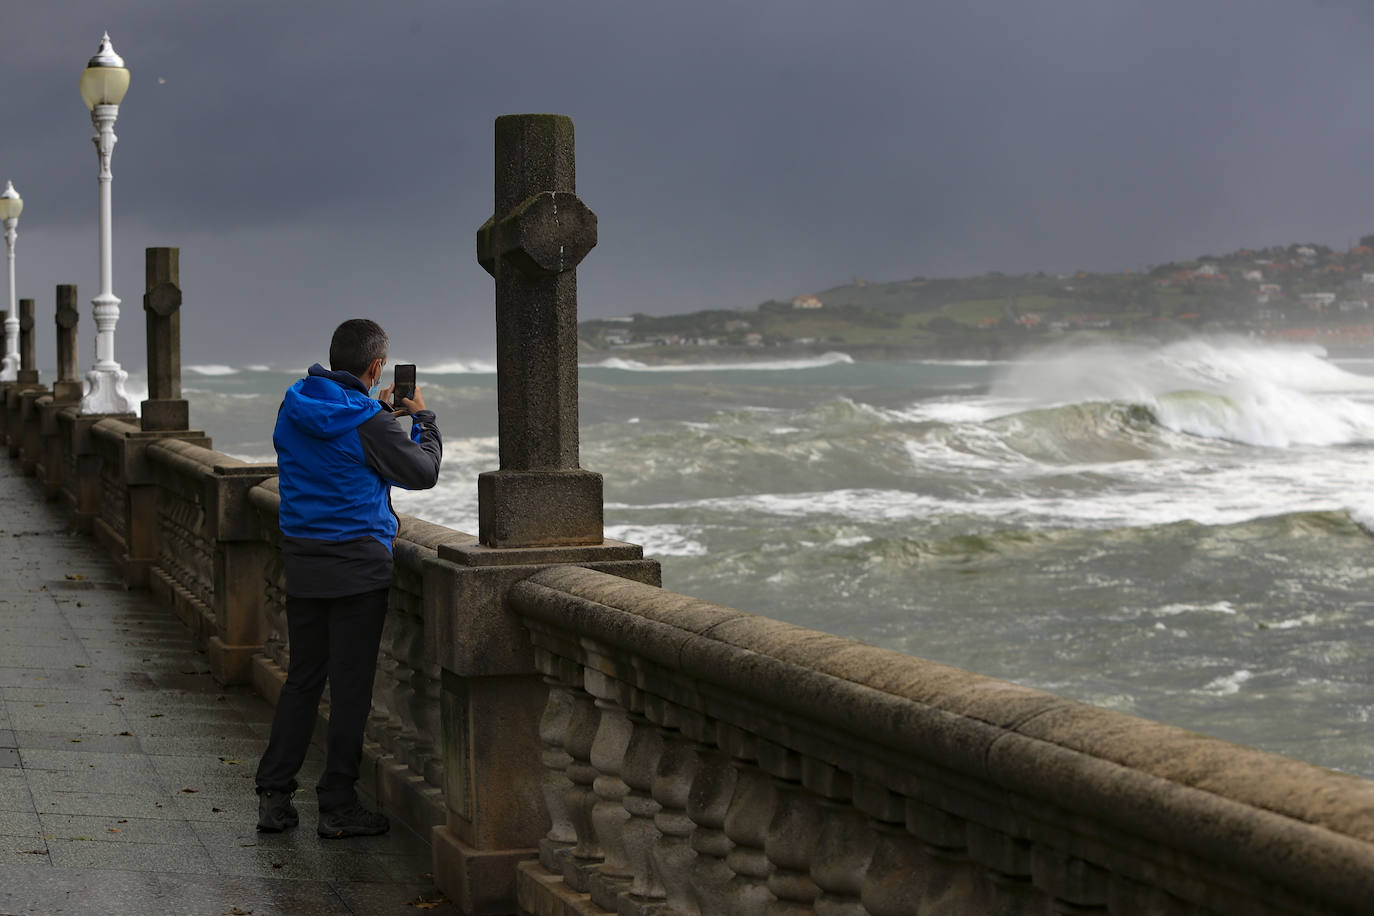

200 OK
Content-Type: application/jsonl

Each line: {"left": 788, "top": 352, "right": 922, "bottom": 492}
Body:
{"left": 392, "top": 364, "right": 416, "bottom": 406}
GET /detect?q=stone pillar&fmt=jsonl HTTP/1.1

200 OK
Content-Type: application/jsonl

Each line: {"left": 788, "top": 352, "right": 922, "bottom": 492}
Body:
{"left": 17, "top": 299, "right": 37, "bottom": 384}
{"left": 6, "top": 300, "right": 43, "bottom": 457}
{"left": 475, "top": 114, "right": 602, "bottom": 548}
{"left": 430, "top": 114, "right": 660, "bottom": 915}
{"left": 207, "top": 463, "right": 278, "bottom": 685}
{"left": 53, "top": 285, "right": 83, "bottom": 403}
{"left": 38, "top": 287, "right": 84, "bottom": 500}
{"left": 141, "top": 247, "right": 189, "bottom": 431}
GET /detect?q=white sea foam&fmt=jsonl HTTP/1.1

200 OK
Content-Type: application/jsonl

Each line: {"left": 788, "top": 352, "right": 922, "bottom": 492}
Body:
{"left": 243, "top": 364, "right": 272, "bottom": 372}
{"left": 589, "top": 352, "right": 853, "bottom": 372}
{"left": 1156, "top": 601, "right": 1237, "bottom": 616}
{"left": 605, "top": 524, "right": 707, "bottom": 556}
{"left": 186, "top": 364, "right": 238, "bottom": 376}
{"left": 1202, "top": 669, "right": 1253, "bottom": 695}
{"left": 993, "top": 338, "right": 1374, "bottom": 448}
{"left": 425, "top": 360, "right": 497, "bottom": 374}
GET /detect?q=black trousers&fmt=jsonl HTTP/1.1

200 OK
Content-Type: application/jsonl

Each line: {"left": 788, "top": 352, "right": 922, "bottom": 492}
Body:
{"left": 255, "top": 588, "right": 389, "bottom": 810}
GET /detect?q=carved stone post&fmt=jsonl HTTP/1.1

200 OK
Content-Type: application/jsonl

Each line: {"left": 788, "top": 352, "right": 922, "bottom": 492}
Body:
{"left": 53, "top": 286, "right": 82, "bottom": 403}
{"left": 38, "top": 287, "right": 85, "bottom": 500}
{"left": 429, "top": 113, "right": 660, "bottom": 916}
{"left": 16, "top": 298, "right": 47, "bottom": 472}
{"left": 475, "top": 113, "right": 602, "bottom": 548}
{"left": 7, "top": 299, "right": 43, "bottom": 460}
{"left": 141, "top": 247, "right": 189, "bottom": 431}
{"left": 17, "top": 298, "right": 37, "bottom": 384}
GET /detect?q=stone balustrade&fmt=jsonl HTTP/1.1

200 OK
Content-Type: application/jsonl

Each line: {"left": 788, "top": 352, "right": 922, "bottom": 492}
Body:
{"left": 508, "top": 565, "right": 1374, "bottom": 916}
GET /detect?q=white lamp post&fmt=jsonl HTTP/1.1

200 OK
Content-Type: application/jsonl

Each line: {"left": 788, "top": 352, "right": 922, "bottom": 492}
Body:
{"left": 0, "top": 181, "right": 21, "bottom": 383}
{"left": 79, "top": 32, "right": 134, "bottom": 414}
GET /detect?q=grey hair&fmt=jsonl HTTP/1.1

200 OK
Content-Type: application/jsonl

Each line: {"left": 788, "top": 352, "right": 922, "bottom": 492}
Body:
{"left": 329, "top": 319, "right": 388, "bottom": 378}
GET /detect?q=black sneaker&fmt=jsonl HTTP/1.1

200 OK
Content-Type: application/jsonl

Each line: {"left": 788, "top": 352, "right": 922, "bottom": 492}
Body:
{"left": 256, "top": 789, "right": 299, "bottom": 832}
{"left": 317, "top": 803, "right": 389, "bottom": 839}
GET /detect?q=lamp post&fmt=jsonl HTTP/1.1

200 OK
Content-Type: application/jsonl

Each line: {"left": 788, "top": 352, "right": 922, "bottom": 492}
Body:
{"left": 0, "top": 181, "right": 21, "bottom": 383}
{"left": 79, "top": 32, "right": 134, "bottom": 414}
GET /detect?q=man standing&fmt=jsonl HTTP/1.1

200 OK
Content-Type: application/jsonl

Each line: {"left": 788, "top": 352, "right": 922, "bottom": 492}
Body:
{"left": 255, "top": 319, "right": 442, "bottom": 837}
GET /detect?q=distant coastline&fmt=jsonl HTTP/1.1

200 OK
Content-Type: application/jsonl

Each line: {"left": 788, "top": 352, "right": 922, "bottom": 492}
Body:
{"left": 580, "top": 236, "right": 1374, "bottom": 365}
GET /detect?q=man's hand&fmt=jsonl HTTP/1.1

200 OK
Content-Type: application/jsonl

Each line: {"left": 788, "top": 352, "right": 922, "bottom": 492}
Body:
{"left": 392, "top": 384, "right": 427, "bottom": 417}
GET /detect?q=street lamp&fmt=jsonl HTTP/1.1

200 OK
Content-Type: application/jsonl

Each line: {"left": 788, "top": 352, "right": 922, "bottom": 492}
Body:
{"left": 0, "top": 181, "right": 21, "bottom": 383}
{"left": 79, "top": 32, "right": 134, "bottom": 414}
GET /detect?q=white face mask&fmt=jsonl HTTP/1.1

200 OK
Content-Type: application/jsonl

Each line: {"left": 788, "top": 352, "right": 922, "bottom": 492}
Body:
{"left": 366, "top": 361, "right": 384, "bottom": 399}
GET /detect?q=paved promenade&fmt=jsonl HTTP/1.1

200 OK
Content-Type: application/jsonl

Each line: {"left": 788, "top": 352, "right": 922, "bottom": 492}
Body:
{"left": 0, "top": 460, "right": 457, "bottom": 915}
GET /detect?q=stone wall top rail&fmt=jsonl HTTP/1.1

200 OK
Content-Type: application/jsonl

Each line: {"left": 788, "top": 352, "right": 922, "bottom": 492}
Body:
{"left": 511, "top": 564, "right": 1374, "bottom": 910}
{"left": 146, "top": 437, "right": 273, "bottom": 476}
{"left": 90, "top": 417, "right": 142, "bottom": 442}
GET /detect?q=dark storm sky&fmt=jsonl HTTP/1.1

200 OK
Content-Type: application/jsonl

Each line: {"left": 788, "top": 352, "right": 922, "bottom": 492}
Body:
{"left": 4, "top": 0, "right": 1374, "bottom": 368}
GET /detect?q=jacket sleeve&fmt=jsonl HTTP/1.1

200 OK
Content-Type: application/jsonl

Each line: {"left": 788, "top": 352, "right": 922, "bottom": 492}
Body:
{"left": 357, "top": 409, "right": 442, "bottom": 490}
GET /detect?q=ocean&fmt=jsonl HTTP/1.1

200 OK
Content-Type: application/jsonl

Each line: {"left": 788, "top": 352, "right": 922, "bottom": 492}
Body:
{"left": 154, "top": 337, "right": 1374, "bottom": 777}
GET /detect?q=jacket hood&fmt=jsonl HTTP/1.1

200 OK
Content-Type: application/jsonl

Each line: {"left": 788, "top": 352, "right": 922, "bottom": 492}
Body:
{"left": 280, "top": 363, "right": 384, "bottom": 439}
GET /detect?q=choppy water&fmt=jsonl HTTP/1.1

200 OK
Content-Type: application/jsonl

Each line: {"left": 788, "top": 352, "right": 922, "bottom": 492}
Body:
{"left": 152, "top": 338, "right": 1374, "bottom": 776}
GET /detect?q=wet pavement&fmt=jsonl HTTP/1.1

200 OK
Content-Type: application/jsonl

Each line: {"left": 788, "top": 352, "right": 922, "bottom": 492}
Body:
{"left": 0, "top": 459, "right": 458, "bottom": 914}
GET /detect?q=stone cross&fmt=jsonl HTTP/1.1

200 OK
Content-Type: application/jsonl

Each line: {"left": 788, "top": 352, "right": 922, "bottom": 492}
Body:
{"left": 140, "top": 247, "right": 188, "bottom": 430}
{"left": 17, "top": 299, "right": 37, "bottom": 384}
{"left": 475, "top": 114, "right": 603, "bottom": 548}
{"left": 52, "top": 285, "right": 83, "bottom": 402}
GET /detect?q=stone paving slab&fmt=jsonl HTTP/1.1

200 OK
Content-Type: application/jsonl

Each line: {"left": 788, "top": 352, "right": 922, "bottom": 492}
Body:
{"left": 0, "top": 458, "right": 459, "bottom": 914}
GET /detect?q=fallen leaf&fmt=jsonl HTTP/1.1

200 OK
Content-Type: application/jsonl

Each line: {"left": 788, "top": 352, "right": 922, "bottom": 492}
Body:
{"left": 65, "top": 573, "right": 85, "bottom": 580}
{"left": 117, "top": 820, "right": 127, "bottom": 824}
{"left": 148, "top": 713, "right": 164, "bottom": 718}
{"left": 271, "top": 862, "right": 286, "bottom": 870}
{"left": 118, "top": 731, "right": 133, "bottom": 737}
{"left": 211, "top": 807, "right": 223, "bottom": 814}
{"left": 107, "top": 828, "right": 121, "bottom": 834}
{"left": 74, "top": 664, "right": 86, "bottom": 668}
{"left": 409, "top": 898, "right": 443, "bottom": 910}
{"left": 69, "top": 739, "right": 81, "bottom": 743}
{"left": 181, "top": 788, "right": 198, "bottom": 794}
{"left": 218, "top": 758, "right": 242, "bottom": 766}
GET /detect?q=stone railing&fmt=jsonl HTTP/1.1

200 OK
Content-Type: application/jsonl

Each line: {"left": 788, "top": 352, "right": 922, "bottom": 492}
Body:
{"left": 509, "top": 565, "right": 1374, "bottom": 916}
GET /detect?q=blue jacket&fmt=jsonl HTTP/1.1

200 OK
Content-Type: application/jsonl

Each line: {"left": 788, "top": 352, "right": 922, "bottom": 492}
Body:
{"left": 274, "top": 363, "right": 442, "bottom": 597}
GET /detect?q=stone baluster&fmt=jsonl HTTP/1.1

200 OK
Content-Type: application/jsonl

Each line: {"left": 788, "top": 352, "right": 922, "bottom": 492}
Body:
{"left": 805, "top": 761, "right": 873, "bottom": 916}
{"left": 585, "top": 662, "right": 634, "bottom": 910}
{"left": 562, "top": 675, "right": 605, "bottom": 891}
{"left": 721, "top": 726, "right": 778, "bottom": 916}
{"left": 619, "top": 699, "right": 666, "bottom": 908}
{"left": 761, "top": 744, "right": 822, "bottom": 914}
{"left": 1032, "top": 846, "right": 1110, "bottom": 915}
{"left": 904, "top": 797, "right": 984, "bottom": 912}
{"left": 413, "top": 660, "right": 443, "bottom": 787}
{"left": 856, "top": 782, "right": 925, "bottom": 916}
{"left": 535, "top": 660, "right": 578, "bottom": 872}
{"left": 688, "top": 735, "right": 739, "bottom": 915}
{"left": 966, "top": 820, "right": 1042, "bottom": 914}
{"left": 651, "top": 703, "right": 703, "bottom": 915}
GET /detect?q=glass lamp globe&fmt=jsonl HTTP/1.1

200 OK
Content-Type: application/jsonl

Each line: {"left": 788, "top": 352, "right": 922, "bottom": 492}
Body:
{"left": 79, "top": 32, "right": 130, "bottom": 110}
{"left": 0, "top": 182, "right": 21, "bottom": 222}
